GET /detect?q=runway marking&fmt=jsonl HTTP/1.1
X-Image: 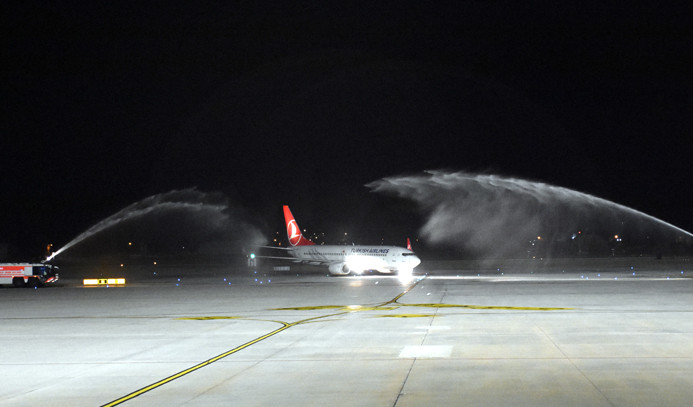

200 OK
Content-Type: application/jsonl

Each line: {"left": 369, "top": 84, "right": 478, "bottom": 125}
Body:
{"left": 397, "top": 303, "right": 574, "bottom": 311}
{"left": 272, "top": 305, "right": 399, "bottom": 311}
{"left": 102, "top": 276, "right": 571, "bottom": 406}
{"left": 101, "top": 321, "right": 292, "bottom": 407}
{"left": 103, "top": 311, "right": 351, "bottom": 407}
{"left": 101, "top": 279, "right": 425, "bottom": 406}
{"left": 274, "top": 278, "right": 572, "bottom": 316}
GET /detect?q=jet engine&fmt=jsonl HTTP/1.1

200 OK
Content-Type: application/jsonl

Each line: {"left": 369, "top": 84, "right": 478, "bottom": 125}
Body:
{"left": 328, "top": 262, "right": 351, "bottom": 276}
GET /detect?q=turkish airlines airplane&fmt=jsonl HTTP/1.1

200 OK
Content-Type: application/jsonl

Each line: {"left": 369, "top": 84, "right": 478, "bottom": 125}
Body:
{"left": 276, "top": 205, "right": 421, "bottom": 276}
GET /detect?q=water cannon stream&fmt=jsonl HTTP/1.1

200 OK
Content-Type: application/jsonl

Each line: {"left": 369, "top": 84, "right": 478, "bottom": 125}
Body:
{"left": 45, "top": 188, "right": 237, "bottom": 262}
{"left": 367, "top": 170, "right": 692, "bottom": 256}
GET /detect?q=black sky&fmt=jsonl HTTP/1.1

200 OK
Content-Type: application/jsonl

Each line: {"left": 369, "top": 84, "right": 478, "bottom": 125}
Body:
{"left": 3, "top": 2, "right": 692, "bottom": 258}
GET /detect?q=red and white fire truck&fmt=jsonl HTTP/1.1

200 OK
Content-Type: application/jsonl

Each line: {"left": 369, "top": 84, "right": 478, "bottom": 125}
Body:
{"left": 0, "top": 263, "right": 59, "bottom": 287}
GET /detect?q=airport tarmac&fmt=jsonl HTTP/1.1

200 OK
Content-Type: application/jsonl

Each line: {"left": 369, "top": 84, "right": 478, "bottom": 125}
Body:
{"left": 1, "top": 262, "right": 692, "bottom": 406}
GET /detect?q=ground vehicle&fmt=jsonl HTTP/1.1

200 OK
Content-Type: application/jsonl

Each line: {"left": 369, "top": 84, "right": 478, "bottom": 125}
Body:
{"left": 0, "top": 263, "right": 59, "bottom": 287}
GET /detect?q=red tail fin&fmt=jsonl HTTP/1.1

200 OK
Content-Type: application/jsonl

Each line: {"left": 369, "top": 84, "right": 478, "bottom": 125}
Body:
{"left": 407, "top": 237, "right": 412, "bottom": 251}
{"left": 283, "top": 205, "right": 315, "bottom": 246}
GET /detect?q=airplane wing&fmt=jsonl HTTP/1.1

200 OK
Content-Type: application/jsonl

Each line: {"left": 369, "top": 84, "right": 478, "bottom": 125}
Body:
{"left": 254, "top": 255, "right": 302, "bottom": 262}
{"left": 253, "top": 254, "right": 336, "bottom": 267}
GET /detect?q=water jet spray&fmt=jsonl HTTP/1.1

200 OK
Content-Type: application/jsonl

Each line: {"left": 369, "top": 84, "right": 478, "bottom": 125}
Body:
{"left": 367, "top": 171, "right": 692, "bottom": 257}
{"left": 45, "top": 188, "right": 262, "bottom": 262}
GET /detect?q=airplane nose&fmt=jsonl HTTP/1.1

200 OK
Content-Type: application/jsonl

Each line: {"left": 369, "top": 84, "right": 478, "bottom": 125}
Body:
{"left": 411, "top": 255, "right": 421, "bottom": 267}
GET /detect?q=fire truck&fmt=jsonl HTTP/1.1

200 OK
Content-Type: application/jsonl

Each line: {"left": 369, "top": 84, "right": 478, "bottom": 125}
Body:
{"left": 0, "top": 263, "right": 59, "bottom": 287}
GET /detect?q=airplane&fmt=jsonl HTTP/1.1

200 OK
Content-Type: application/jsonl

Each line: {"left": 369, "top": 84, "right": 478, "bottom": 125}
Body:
{"left": 265, "top": 205, "right": 421, "bottom": 276}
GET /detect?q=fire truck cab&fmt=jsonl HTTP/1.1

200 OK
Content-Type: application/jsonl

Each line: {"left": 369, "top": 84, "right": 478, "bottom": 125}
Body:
{"left": 0, "top": 263, "right": 59, "bottom": 287}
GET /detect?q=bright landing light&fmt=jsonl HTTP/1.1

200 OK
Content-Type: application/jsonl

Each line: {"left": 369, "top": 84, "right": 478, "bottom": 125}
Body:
{"left": 397, "top": 267, "right": 414, "bottom": 284}
{"left": 345, "top": 255, "right": 386, "bottom": 274}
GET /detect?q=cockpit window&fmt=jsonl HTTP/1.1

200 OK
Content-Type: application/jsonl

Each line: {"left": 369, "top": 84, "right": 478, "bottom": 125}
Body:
{"left": 402, "top": 253, "right": 417, "bottom": 256}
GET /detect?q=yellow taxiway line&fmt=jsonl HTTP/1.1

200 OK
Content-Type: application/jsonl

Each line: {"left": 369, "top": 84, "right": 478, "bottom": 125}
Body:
{"left": 102, "top": 276, "right": 571, "bottom": 406}
{"left": 101, "top": 279, "right": 426, "bottom": 406}
{"left": 101, "top": 322, "right": 291, "bottom": 407}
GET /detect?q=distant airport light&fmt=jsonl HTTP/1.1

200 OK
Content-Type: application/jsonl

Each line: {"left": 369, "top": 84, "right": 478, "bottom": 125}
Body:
{"left": 83, "top": 278, "right": 125, "bottom": 286}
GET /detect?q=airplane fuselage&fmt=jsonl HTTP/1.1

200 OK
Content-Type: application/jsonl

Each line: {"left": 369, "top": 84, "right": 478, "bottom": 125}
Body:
{"left": 290, "top": 244, "right": 421, "bottom": 275}
{"left": 281, "top": 205, "right": 421, "bottom": 276}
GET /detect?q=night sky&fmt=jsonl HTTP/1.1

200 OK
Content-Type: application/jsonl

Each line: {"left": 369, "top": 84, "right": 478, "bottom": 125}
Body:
{"left": 3, "top": 3, "right": 692, "bottom": 259}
